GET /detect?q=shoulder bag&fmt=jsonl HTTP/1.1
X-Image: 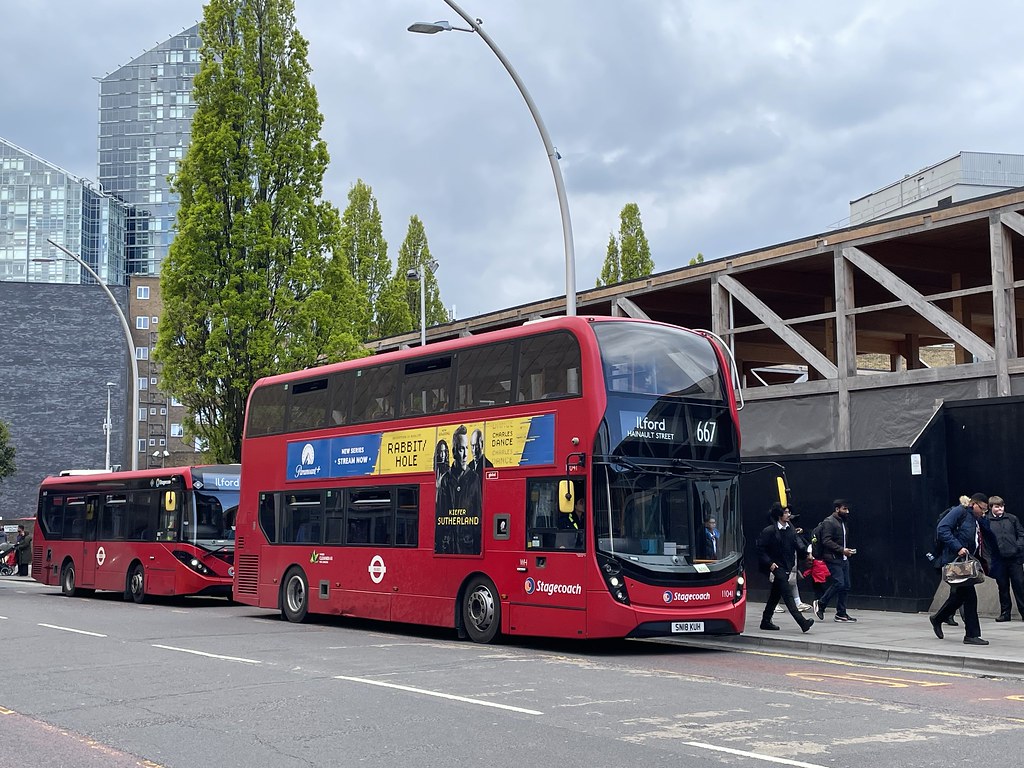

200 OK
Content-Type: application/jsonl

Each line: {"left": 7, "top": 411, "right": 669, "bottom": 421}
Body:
{"left": 942, "top": 554, "right": 985, "bottom": 585}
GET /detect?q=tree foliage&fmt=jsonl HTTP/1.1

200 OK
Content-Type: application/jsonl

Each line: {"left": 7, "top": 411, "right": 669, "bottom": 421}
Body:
{"left": 689, "top": 252, "right": 705, "bottom": 266}
{"left": 617, "top": 202, "right": 654, "bottom": 280}
{"left": 596, "top": 232, "right": 619, "bottom": 287}
{"left": 396, "top": 215, "right": 447, "bottom": 334}
{"left": 155, "top": 0, "right": 363, "bottom": 463}
{"left": 0, "top": 419, "right": 15, "bottom": 489}
{"left": 340, "top": 179, "right": 392, "bottom": 340}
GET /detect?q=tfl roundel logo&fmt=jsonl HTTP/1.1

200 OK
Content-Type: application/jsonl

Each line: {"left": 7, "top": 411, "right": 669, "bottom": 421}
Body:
{"left": 663, "top": 590, "right": 674, "bottom": 604}
{"left": 524, "top": 577, "right": 537, "bottom": 594}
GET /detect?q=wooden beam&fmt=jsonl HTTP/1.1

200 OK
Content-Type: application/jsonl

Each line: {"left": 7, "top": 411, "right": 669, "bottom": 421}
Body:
{"left": 991, "top": 214, "right": 1016, "bottom": 395}
{"left": 718, "top": 273, "right": 839, "bottom": 378}
{"left": 843, "top": 246, "right": 995, "bottom": 361}
{"left": 614, "top": 295, "right": 650, "bottom": 319}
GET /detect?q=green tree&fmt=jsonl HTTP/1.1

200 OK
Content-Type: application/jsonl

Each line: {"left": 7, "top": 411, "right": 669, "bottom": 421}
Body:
{"left": 340, "top": 179, "right": 391, "bottom": 340}
{"left": 689, "top": 252, "right": 705, "bottom": 266}
{"left": 596, "top": 232, "right": 620, "bottom": 287}
{"left": 396, "top": 215, "right": 447, "bottom": 331}
{"left": 618, "top": 202, "right": 654, "bottom": 280}
{"left": 155, "top": 0, "right": 362, "bottom": 463}
{"left": 0, "top": 420, "right": 16, "bottom": 494}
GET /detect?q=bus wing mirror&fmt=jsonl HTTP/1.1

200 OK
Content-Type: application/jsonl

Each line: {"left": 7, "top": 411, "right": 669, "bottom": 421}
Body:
{"left": 164, "top": 491, "right": 177, "bottom": 512}
{"left": 776, "top": 476, "right": 789, "bottom": 507}
{"left": 558, "top": 480, "right": 574, "bottom": 514}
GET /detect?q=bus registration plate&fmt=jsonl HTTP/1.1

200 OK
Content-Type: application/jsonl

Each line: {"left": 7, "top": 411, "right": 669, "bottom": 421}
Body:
{"left": 671, "top": 621, "right": 704, "bottom": 633}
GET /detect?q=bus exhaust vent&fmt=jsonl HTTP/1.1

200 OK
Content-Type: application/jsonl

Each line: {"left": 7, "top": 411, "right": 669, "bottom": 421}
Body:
{"left": 235, "top": 554, "right": 260, "bottom": 595}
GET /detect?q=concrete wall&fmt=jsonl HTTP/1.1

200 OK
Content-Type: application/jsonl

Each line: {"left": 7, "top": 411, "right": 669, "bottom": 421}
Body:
{"left": 0, "top": 282, "right": 130, "bottom": 517}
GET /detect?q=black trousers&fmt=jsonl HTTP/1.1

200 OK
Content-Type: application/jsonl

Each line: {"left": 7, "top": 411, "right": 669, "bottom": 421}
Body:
{"left": 762, "top": 571, "right": 806, "bottom": 628}
{"left": 994, "top": 557, "right": 1024, "bottom": 618}
{"left": 17, "top": 564, "right": 28, "bottom": 577}
{"left": 933, "top": 582, "right": 981, "bottom": 638}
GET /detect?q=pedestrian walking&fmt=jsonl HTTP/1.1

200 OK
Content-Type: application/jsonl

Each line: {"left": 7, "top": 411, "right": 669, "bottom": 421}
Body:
{"left": 985, "top": 495, "right": 1024, "bottom": 621}
{"left": 756, "top": 503, "right": 814, "bottom": 633}
{"left": 15, "top": 524, "right": 32, "bottom": 577}
{"left": 813, "top": 499, "right": 858, "bottom": 623}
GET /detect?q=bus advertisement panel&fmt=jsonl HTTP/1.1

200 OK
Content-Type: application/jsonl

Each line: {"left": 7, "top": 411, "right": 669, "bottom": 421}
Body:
{"left": 234, "top": 317, "right": 745, "bottom": 642}
{"left": 32, "top": 465, "right": 239, "bottom": 601}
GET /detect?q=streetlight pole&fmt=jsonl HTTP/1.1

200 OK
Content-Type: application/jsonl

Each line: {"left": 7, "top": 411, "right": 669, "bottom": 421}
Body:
{"left": 47, "top": 238, "right": 139, "bottom": 470}
{"left": 104, "top": 381, "right": 115, "bottom": 471}
{"left": 408, "top": 1, "right": 577, "bottom": 316}
{"left": 407, "top": 259, "right": 439, "bottom": 346}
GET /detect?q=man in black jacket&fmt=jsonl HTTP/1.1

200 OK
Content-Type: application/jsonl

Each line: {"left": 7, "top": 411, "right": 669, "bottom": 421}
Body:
{"left": 814, "top": 499, "right": 858, "bottom": 623}
{"left": 986, "top": 496, "right": 1024, "bottom": 622}
{"left": 756, "top": 503, "right": 814, "bottom": 633}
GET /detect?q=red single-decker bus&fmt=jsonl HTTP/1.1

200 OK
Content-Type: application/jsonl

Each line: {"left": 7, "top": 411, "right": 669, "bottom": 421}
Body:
{"left": 33, "top": 465, "right": 240, "bottom": 601}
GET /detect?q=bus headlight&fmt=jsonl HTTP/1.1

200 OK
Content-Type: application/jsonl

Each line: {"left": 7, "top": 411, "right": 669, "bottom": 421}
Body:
{"left": 172, "top": 550, "right": 213, "bottom": 576}
{"left": 599, "top": 557, "right": 630, "bottom": 604}
{"left": 734, "top": 571, "right": 745, "bottom": 604}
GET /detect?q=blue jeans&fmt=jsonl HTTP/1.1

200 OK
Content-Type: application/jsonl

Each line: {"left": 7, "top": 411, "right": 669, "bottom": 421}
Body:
{"left": 819, "top": 559, "right": 850, "bottom": 616}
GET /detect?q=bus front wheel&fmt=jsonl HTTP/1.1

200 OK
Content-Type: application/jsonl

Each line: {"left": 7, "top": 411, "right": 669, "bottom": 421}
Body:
{"left": 61, "top": 561, "right": 79, "bottom": 597}
{"left": 281, "top": 567, "right": 309, "bottom": 623}
{"left": 127, "top": 563, "right": 146, "bottom": 604}
{"left": 462, "top": 576, "right": 500, "bottom": 644}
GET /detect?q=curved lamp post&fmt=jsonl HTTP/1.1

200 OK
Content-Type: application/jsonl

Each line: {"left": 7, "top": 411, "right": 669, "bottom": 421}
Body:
{"left": 409, "top": 1, "right": 577, "bottom": 316}
{"left": 47, "top": 238, "right": 139, "bottom": 470}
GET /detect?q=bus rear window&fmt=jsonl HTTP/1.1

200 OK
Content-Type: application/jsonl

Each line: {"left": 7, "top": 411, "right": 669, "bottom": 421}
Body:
{"left": 247, "top": 384, "right": 288, "bottom": 436}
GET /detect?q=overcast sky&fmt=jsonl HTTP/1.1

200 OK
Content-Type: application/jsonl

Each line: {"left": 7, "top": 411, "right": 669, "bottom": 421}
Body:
{"left": 4, "top": 1, "right": 1023, "bottom": 319}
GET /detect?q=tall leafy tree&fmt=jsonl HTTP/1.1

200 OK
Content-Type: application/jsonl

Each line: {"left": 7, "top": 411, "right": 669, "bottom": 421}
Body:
{"left": 689, "top": 252, "right": 705, "bottom": 266}
{"left": 596, "top": 232, "right": 620, "bottom": 287}
{"left": 396, "top": 215, "right": 447, "bottom": 332}
{"left": 618, "top": 202, "right": 654, "bottom": 280}
{"left": 0, "top": 420, "right": 16, "bottom": 495}
{"left": 156, "top": 0, "right": 362, "bottom": 463}
{"left": 340, "top": 179, "right": 391, "bottom": 340}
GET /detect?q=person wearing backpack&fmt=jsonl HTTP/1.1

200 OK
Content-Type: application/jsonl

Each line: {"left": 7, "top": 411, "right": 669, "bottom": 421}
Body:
{"left": 812, "top": 499, "right": 858, "bottom": 623}
{"left": 756, "top": 503, "right": 814, "bottom": 633}
{"left": 985, "top": 495, "right": 1024, "bottom": 622}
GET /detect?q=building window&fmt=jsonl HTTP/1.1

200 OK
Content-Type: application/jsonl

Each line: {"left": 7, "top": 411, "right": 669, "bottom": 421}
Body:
{"left": 138, "top": 378, "right": 148, "bottom": 391}
{"left": 136, "top": 316, "right": 150, "bottom": 330}
{"left": 152, "top": 316, "right": 159, "bottom": 325}
{"left": 170, "top": 423, "right": 184, "bottom": 438}
{"left": 171, "top": 396, "right": 183, "bottom": 407}
{"left": 150, "top": 377, "right": 158, "bottom": 385}
{"left": 138, "top": 408, "right": 147, "bottom": 421}
{"left": 149, "top": 438, "right": 156, "bottom": 447}
{"left": 149, "top": 407, "right": 157, "bottom": 415}
{"left": 159, "top": 438, "right": 166, "bottom": 447}
{"left": 135, "top": 347, "right": 149, "bottom": 360}
{"left": 138, "top": 439, "right": 147, "bottom": 453}
{"left": 136, "top": 286, "right": 150, "bottom": 299}
{"left": 160, "top": 407, "right": 167, "bottom": 416}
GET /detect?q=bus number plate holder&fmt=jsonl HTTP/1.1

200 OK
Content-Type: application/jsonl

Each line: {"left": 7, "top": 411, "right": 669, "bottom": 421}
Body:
{"left": 671, "top": 621, "right": 704, "bottom": 633}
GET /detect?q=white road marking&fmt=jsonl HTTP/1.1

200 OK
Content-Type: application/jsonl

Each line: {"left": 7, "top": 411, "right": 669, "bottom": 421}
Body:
{"left": 334, "top": 675, "right": 543, "bottom": 715}
{"left": 152, "top": 644, "right": 262, "bottom": 664}
{"left": 38, "top": 623, "right": 107, "bottom": 638}
{"left": 0, "top": 616, "right": 8, "bottom": 620}
{"left": 685, "top": 742, "right": 827, "bottom": 767}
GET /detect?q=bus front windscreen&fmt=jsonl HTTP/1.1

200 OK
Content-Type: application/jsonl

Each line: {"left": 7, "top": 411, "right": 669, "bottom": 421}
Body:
{"left": 594, "top": 473, "right": 739, "bottom": 569}
{"left": 184, "top": 469, "right": 240, "bottom": 547}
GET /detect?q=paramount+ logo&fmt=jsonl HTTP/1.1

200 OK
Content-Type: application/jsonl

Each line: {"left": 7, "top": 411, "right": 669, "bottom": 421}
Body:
{"left": 524, "top": 577, "right": 582, "bottom": 596}
{"left": 662, "top": 590, "right": 711, "bottom": 604}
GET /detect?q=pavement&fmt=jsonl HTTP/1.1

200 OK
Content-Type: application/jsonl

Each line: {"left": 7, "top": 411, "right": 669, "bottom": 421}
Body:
{"left": 672, "top": 600, "right": 1024, "bottom": 679}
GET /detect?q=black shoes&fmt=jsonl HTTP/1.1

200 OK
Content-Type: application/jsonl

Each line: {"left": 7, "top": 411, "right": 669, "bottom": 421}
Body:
{"left": 760, "top": 621, "right": 780, "bottom": 631}
{"left": 834, "top": 614, "right": 857, "bottom": 623}
{"left": 929, "top": 615, "right": 944, "bottom": 639}
{"left": 814, "top": 601, "right": 825, "bottom": 621}
{"left": 800, "top": 619, "right": 814, "bottom": 633}
{"left": 996, "top": 614, "right": 1011, "bottom": 622}
{"left": 944, "top": 616, "right": 958, "bottom": 626}
{"left": 964, "top": 636, "right": 990, "bottom": 645}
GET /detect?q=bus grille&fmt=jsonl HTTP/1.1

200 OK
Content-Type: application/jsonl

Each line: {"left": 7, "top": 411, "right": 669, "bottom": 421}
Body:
{"left": 236, "top": 554, "right": 260, "bottom": 595}
{"left": 32, "top": 548, "right": 43, "bottom": 574}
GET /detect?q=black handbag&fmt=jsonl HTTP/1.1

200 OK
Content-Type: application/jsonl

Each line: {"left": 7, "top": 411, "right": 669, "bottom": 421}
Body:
{"left": 942, "top": 554, "right": 985, "bottom": 585}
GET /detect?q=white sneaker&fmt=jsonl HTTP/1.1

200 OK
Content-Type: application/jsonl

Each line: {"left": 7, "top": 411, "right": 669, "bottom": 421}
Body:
{"left": 775, "top": 605, "right": 785, "bottom": 613}
{"left": 798, "top": 603, "right": 812, "bottom": 612}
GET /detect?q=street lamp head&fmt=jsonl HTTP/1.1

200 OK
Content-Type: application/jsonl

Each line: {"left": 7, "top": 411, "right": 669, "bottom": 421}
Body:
{"left": 406, "top": 268, "right": 420, "bottom": 280}
{"left": 408, "top": 20, "right": 453, "bottom": 34}
{"left": 106, "top": 382, "right": 115, "bottom": 387}
{"left": 426, "top": 259, "right": 440, "bottom": 274}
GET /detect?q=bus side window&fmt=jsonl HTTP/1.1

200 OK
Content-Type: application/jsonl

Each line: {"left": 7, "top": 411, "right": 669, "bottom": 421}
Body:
{"left": 259, "top": 492, "right": 279, "bottom": 544}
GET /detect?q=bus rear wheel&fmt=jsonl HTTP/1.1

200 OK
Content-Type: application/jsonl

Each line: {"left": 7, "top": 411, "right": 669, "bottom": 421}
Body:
{"left": 462, "top": 576, "right": 500, "bottom": 644}
{"left": 61, "top": 561, "right": 79, "bottom": 597}
{"left": 281, "top": 567, "right": 309, "bottom": 623}
{"left": 127, "top": 563, "right": 146, "bottom": 604}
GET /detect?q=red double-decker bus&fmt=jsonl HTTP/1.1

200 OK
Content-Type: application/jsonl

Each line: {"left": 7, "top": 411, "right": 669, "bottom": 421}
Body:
{"left": 234, "top": 316, "right": 745, "bottom": 642}
{"left": 32, "top": 465, "right": 239, "bottom": 601}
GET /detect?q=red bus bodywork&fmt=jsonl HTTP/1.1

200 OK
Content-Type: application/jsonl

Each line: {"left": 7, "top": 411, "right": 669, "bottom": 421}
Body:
{"left": 33, "top": 466, "right": 239, "bottom": 601}
{"left": 234, "top": 317, "right": 745, "bottom": 641}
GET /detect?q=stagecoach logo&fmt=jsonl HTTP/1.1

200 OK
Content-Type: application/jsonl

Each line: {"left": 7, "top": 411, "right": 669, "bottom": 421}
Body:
{"left": 310, "top": 551, "right": 333, "bottom": 564}
{"left": 367, "top": 554, "right": 387, "bottom": 584}
{"left": 663, "top": 590, "right": 712, "bottom": 604}
{"left": 524, "top": 577, "right": 582, "bottom": 596}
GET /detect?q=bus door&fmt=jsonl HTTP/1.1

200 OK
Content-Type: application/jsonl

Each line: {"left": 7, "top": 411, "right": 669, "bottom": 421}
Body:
{"left": 508, "top": 477, "right": 588, "bottom": 638}
{"left": 78, "top": 494, "right": 100, "bottom": 587}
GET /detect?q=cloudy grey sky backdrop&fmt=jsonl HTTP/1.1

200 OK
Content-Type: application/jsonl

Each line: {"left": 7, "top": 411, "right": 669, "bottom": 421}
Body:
{"left": 4, "top": 1, "right": 1022, "bottom": 319}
